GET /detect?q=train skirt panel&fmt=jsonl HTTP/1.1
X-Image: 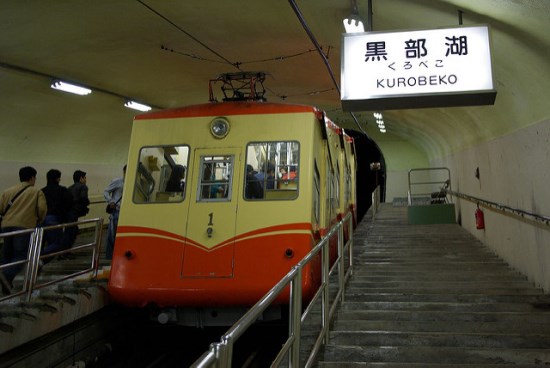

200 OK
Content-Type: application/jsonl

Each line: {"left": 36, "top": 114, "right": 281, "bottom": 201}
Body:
{"left": 109, "top": 224, "right": 318, "bottom": 307}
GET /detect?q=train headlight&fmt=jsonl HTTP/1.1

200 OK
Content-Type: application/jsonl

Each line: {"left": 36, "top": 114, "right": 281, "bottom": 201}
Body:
{"left": 210, "top": 118, "right": 230, "bottom": 139}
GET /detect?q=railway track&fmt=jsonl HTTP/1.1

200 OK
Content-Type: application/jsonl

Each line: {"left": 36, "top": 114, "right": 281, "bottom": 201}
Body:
{"left": 1, "top": 305, "right": 286, "bottom": 368}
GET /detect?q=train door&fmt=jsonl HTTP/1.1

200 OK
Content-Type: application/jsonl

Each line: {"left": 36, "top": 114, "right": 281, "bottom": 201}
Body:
{"left": 181, "top": 148, "right": 241, "bottom": 277}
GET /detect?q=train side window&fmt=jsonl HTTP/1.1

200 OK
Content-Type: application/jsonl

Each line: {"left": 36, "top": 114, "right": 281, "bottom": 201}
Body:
{"left": 345, "top": 165, "right": 351, "bottom": 207}
{"left": 313, "top": 161, "right": 320, "bottom": 223}
{"left": 245, "top": 141, "right": 299, "bottom": 200}
{"left": 133, "top": 145, "right": 190, "bottom": 203}
{"left": 198, "top": 156, "right": 233, "bottom": 202}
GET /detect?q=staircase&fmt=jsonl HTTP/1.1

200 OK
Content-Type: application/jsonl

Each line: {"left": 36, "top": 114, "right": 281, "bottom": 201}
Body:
{"left": 317, "top": 204, "right": 550, "bottom": 367}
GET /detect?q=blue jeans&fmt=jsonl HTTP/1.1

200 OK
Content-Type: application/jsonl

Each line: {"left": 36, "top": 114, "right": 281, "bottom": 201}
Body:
{"left": 41, "top": 215, "right": 64, "bottom": 263}
{"left": 1, "top": 226, "right": 32, "bottom": 284}
{"left": 105, "top": 210, "right": 119, "bottom": 260}
{"left": 61, "top": 211, "right": 79, "bottom": 250}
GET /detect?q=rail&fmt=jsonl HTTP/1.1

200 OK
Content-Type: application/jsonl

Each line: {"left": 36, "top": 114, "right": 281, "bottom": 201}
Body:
{"left": 0, "top": 218, "right": 104, "bottom": 303}
{"left": 192, "top": 212, "right": 354, "bottom": 368}
{"left": 447, "top": 189, "right": 550, "bottom": 228}
{"left": 408, "top": 167, "right": 452, "bottom": 205}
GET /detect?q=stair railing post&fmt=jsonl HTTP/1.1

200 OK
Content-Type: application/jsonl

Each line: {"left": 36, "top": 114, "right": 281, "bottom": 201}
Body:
{"left": 25, "top": 227, "right": 43, "bottom": 302}
{"left": 289, "top": 268, "right": 302, "bottom": 367}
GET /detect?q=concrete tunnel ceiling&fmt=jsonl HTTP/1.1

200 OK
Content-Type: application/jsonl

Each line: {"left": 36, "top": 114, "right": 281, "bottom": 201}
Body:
{"left": 0, "top": 0, "right": 549, "bottom": 165}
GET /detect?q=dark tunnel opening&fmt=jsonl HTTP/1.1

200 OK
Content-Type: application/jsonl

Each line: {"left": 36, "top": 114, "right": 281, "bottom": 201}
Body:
{"left": 347, "top": 130, "right": 386, "bottom": 223}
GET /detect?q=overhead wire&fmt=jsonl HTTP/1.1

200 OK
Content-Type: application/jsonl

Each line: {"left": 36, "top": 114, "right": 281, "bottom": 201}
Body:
{"left": 287, "top": 0, "right": 368, "bottom": 136}
{"left": 137, "top": 0, "right": 240, "bottom": 71}
{"left": 142, "top": 1, "right": 326, "bottom": 100}
{"left": 140, "top": 0, "right": 368, "bottom": 131}
{"left": 160, "top": 45, "right": 227, "bottom": 64}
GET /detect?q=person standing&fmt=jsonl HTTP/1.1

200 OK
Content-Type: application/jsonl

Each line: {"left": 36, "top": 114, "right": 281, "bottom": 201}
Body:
{"left": 40, "top": 169, "right": 73, "bottom": 263}
{"left": 61, "top": 170, "right": 90, "bottom": 257}
{"left": 245, "top": 164, "right": 263, "bottom": 199}
{"left": 103, "top": 165, "right": 126, "bottom": 260}
{"left": 0, "top": 166, "right": 47, "bottom": 295}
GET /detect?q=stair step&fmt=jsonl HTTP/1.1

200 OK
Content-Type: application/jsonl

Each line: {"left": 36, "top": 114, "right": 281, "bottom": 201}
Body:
{"left": 343, "top": 287, "right": 543, "bottom": 295}
{"left": 332, "top": 319, "right": 550, "bottom": 334}
{"left": 339, "top": 301, "right": 548, "bottom": 312}
{"left": 328, "top": 331, "right": 550, "bottom": 348}
{"left": 318, "top": 362, "right": 547, "bottom": 367}
{"left": 351, "top": 273, "right": 528, "bottom": 281}
{"left": 335, "top": 310, "right": 550, "bottom": 323}
{"left": 322, "top": 345, "right": 550, "bottom": 365}
{"left": 342, "top": 292, "right": 550, "bottom": 304}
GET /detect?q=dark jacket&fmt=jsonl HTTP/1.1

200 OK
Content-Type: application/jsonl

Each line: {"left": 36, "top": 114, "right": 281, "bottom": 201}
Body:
{"left": 41, "top": 183, "right": 73, "bottom": 220}
{"left": 68, "top": 182, "right": 90, "bottom": 217}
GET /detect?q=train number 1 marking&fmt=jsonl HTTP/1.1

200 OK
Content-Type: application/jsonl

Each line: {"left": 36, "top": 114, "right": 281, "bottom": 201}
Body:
{"left": 208, "top": 212, "right": 214, "bottom": 226}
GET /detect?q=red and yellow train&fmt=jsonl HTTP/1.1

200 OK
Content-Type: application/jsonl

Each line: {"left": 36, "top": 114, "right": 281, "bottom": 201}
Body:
{"left": 108, "top": 73, "right": 357, "bottom": 325}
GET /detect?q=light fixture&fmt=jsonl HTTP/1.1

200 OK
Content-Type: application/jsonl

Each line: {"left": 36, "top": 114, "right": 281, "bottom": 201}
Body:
{"left": 51, "top": 80, "right": 92, "bottom": 96}
{"left": 343, "top": 15, "right": 365, "bottom": 33}
{"left": 124, "top": 100, "right": 152, "bottom": 112}
{"left": 210, "top": 117, "right": 230, "bottom": 139}
{"left": 373, "top": 112, "right": 386, "bottom": 133}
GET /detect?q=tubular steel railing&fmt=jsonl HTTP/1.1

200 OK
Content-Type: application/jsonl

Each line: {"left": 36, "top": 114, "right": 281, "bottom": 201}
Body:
{"left": 408, "top": 167, "right": 451, "bottom": 205}
{"left": 447, "top": 189, "right": 550, "bottom": 229}
{"left": 192, "top": 212, "right": 354, "bottom": 368}
{"left": 0, "top": 218, "right": 104, "bottom": 303}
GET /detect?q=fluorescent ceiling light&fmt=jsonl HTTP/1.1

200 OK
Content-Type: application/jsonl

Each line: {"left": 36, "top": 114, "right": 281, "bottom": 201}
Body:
{"left": 343, "top": 16, "right": 365, "bottom": 33}
{"left": 124, "top": 100, "right": 152, "bottom": 112}
{"left": 51, "top": 80, "right": 92, "bottom": 95}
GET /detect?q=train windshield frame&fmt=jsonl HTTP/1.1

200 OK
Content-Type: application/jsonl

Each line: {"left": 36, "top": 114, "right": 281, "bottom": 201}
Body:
{"left": 197, "top": 155, "right": 234, "bottom": 202}
{"left": 132, "top": 144, "right": 190, "bottom": 204}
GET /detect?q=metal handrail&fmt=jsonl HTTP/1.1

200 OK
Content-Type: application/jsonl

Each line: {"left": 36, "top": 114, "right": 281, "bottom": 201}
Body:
{"left": 191, "top": 213, "right": 354, "bottom": 368}
{"left": 0, "top": 218, "right": 104, "bottom": 303}
{"left": 447, "top": 189, "right": 550, "bottom": 228}
{"left": 408, "top": 167, "right": 452, "bottom": 205}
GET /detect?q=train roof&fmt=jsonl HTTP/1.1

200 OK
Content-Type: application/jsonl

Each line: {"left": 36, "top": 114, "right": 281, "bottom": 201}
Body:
{"left": 134, "top": 101, "right": 319, "bottom": 121}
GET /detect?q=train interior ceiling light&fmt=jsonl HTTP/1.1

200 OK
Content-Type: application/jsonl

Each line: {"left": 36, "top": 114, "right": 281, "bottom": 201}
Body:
{"left": 124, "top": 100, "right": 152, "bottom": 112}
{"left": 50, "top": 80, "right": 92, "bottom": 95}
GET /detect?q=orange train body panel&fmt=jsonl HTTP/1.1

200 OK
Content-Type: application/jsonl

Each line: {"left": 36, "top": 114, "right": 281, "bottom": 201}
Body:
{"left": 134, "top": 101, "right": 318, "bottom": 121}
{"left": 109, "top": 224, "right": 320, "bottom": 307}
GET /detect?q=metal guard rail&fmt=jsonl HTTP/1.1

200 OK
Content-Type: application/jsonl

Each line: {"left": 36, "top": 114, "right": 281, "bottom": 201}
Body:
{"left": 408, "top": 167, "right": 451, "bottom": 204}
{"left": 447, "top": 189, "right": 550, "bottom": 228}
{"left": 192, "top": 212, "right": 354, "bottom": 368}
{"left": 0, "top": 218, "right": 104, "bottom": 303}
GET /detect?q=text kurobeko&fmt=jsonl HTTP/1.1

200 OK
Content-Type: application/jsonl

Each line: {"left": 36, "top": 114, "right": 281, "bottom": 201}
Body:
{"left": 376, "top": 74, "right": 458, "bottom": 88}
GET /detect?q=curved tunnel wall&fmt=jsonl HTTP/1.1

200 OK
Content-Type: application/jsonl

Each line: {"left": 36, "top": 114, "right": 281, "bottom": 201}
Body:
{"left": 435, "top": 118, "right": 550, "bottom": 292}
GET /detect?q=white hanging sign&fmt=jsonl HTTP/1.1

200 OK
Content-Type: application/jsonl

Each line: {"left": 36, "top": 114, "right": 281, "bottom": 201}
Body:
{"left": 341, "top": 25, "right": 497, "bottom": 110}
